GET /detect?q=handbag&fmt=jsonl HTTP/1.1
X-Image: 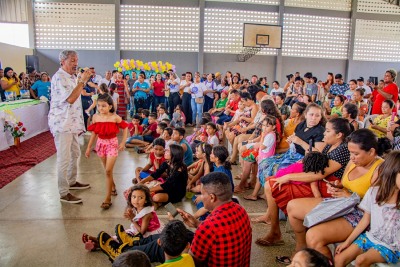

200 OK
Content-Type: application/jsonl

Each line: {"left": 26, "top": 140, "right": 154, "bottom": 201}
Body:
{"left": 212, "top": 110, "right": 224, "bottom": 117}
{"left": 303, "top": 193, "right": 360, "bottom": 228}
{"left": 195, "top": 97, "right": 204, "bottom": 104}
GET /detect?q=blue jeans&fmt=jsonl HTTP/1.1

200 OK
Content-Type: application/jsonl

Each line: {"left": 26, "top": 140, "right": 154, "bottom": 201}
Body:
{"left": 216, "top": 114, "right": 233, "bottom": 125}
{"left": 203, "top": 95, "right": 214, "bottom": 113}
{"left": 154, "top": 95, "right": 165, "bottom": 111}
{"left": 191, "top": 98, "right": 204, "bottom": 126}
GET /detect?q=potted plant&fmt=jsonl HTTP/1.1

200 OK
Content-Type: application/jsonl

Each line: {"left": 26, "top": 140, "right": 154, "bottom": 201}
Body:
{"left": 4, "top": 120, "right": 26, "bottom": 147}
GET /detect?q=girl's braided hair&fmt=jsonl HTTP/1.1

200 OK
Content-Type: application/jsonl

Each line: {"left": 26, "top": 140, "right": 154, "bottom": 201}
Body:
{"left": 302, "top": 151, "right": 329, "bottom": 175}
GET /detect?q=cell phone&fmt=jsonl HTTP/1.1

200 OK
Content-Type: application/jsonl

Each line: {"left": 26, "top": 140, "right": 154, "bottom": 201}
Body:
{"left": 242, "top": 141, "right": 248, "bottom": 145}
{"left": 322, "top": 179, "right": 340, "bottom": 188}
{"left": 165, "top": 202, "right": 178, "bottom": 217}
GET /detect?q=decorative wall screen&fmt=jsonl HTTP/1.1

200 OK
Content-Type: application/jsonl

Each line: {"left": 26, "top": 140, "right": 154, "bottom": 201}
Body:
{"left": 284, "top": 0, "right": 351, "bottom": 11}
{"left": 282, "top": 14, "right": 350, "bottom": 59}
{"left": 205, "top": 0, "right": 279, "bottom": 5}
{"left": 353, "top": 19, "right": 400, "bottom": 62}
{"left": 357, "top": 0, "right": 400, "bottom": 15}
{"left": 34, "top": 2, "right": 115, "bottom": 50}
{"left": 120, "top": 5, "right": 199, "bottom": 52}
{"left": 204, "top": 8, "right": 279, "bottom": 54}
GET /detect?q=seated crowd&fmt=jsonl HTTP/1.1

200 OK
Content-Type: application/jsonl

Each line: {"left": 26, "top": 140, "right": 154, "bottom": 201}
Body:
{"left": 78, "top": 68, "right": 400, "bottom": 267}
{"left": 7, "top": 64, "right": 398, "bottom": 266}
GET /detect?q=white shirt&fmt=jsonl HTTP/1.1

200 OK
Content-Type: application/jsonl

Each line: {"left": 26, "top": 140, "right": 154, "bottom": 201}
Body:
{"left": 48, "top": 68, "right": 85, "bottom": 135}
{"left": 190, "top": 83, "right": 206, "bottom": 99}
{"left": 207, "top": 135, "right": 219, "bottom": 147}
{"left": 204, "top": 80, "right": 216, "bottom": 98}
{"left": 270, "top": 88, "right": 284, "bottom": 95}
{"left": 92, "top": 74, "right": 102, "bottom": 85}
{"left": 99, "top": 78, "right": 112, "bottom": 87}
{"left": 169, "top": 78, "right": 180, "bottom": 93}
{"left": 361, "top": 84, "right": 372, "bottom": 95}
{"left": 359, "top": 187, "right": 400, "bottom": 252}
{"left": 180, "top": 80, "right": 192, "bottom": 93}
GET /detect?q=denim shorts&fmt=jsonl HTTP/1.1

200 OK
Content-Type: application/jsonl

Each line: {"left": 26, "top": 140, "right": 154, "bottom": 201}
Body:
{"left": 354, "top": 233, "right": 400, "bottom": 264}
{"left": 126, "top": 135, "right": 143, "bottom": 143}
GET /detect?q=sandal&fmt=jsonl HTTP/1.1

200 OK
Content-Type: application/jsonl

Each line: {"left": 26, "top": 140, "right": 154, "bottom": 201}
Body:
{"left": 255, "top": 238, "right": 285, "bottom": 246}
{"left": 111, "top": 189, "right": 118, "bottom": 196}
{"left": 243, "top": 195, "right": 258, "bottom": 201}
{"left": 82, "top": 233, "right": 99, "bottom": 251}
{"left": 276, "top": 256, "right": 292, "bottom": 265}
{"left": 100, "top": 202, "right": 112, "bottom": 210}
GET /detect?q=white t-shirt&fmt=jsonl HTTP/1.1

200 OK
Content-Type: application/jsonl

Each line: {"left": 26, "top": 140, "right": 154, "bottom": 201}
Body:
{"left": 361, "top": 84, "right": 372, "bottom": 95}
{"left": 270, "top": 88, "right": 284, "bottom": 95}
{"left": 99, "top": 78, "right": 112, "bottom": 87}
{"left": 112, "top": 92, "right": 119, "bottom": 106}
{"left": 180, "top": 80, "right": 192, "bottom": 93}
{"left": 92, "top": 74, "right": 102, "bottom": 85}
{"left": 207, "top": 134, "right": 219, "bottom": 147}
{"left": 204, "top": 80, "right": 216, "bottom": 98}
{"left": 261, "top": 132, "right": 276, "bottom": 153}
{"left": 359, "top": 187, "right": 400, "bottom": 252}
{"left": 169, "top": 78, "right": 181, "bottom": 93}
{"left": 190, "top": 83, "right": 206, "bottom": 99}
{"left": 216, "top": 84, "right": 229, "bottom": 92}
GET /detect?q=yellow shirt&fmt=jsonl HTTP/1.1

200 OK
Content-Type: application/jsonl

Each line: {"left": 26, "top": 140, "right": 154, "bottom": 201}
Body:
{"left": 341, "top": 158, "right": 383, "bottom": 198}
{"left": 158, "top": 254, "right": 195, "bottom": 267}
{"left": 1, "top": 77, "right": 20, "bottom": 95}
{"left": 369, "top": 115, "right": 398, "bottom": 138}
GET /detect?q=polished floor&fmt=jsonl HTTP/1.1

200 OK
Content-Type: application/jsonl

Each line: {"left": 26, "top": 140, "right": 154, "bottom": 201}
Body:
{"left": 0, "top": 135, "right": 296, "bottom": 267}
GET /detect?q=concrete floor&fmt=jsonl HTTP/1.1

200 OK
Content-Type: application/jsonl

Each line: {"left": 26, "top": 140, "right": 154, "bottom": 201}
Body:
{"left": 0, "top": 135, "right": 296, "bottom": 267}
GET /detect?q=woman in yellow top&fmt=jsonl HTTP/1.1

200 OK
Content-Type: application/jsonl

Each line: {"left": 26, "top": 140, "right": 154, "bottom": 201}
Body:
{"left": 369, "top": 99, "right": 398, "bottom": 138}
{"left": 0, "top": 67, "right": 20, "bottom": 96}
{"left": 284, "top": 129, "right": 384, "bottom": 262}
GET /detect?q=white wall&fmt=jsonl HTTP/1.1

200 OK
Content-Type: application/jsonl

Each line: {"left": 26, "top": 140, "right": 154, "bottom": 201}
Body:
{"left": 0, "top": 42, "right": 33, "bottom": 73}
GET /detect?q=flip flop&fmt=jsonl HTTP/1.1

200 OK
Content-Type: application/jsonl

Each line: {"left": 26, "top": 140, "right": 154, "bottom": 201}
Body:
{"left": 255, "top": 238, "right": 285, "bottom": 246}
{"left": 243, "top": 195, "right": 258, "bottom": 201}
{"left": 276, "top": 256, "right": 292, "bottom": 265}
{"left": 251, "top": 217, "right": 271, "bottom": 224}
{"left": 82, "top": 233, "right": 99, "bottom": 251}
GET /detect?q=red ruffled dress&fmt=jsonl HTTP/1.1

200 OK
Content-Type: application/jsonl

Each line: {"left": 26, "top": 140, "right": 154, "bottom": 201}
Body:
{"left": 88, "top": 121, "right": 128, "bottom": 157}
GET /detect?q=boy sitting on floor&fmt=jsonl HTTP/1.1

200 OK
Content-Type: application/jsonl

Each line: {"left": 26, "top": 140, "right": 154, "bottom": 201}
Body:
{"left": 157, "top": 220, "right": 194, "bottom": 267}
{"left": 125, "top": 113, "right": 159, "bottom": 151}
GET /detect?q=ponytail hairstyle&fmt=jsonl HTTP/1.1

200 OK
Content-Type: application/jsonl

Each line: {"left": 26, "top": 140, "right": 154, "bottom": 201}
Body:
{"left": 97, "top": 93, "right": 115, "bottom": 113}
{"left": 212, "top": 145, "right": 231, "bottom": 170}
{"left": 373, "top": 151, "right": 400, "bottom": 209}
{"left": 99, "top": 83, "right": 110, "bottom": 95}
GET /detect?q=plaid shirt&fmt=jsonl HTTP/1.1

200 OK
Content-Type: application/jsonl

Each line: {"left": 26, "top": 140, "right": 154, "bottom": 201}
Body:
{"left": 191, "top": 201, "right": 252, "bottom": 267}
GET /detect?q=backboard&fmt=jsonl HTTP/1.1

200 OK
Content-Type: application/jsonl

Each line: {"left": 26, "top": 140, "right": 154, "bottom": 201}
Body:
{"left": 243, "top": 23, "right": 282, "bottom": 49}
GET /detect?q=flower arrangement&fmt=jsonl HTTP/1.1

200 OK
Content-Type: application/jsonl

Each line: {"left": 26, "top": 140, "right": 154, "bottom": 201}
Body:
{"left": 4, "top": 120, "right": 26, "bottom": 138}
{"left": 113, "top": 59, "right": 176, "bottom": 77}
{"left": 2, "top": 110, "right": 26, "bottom": 138}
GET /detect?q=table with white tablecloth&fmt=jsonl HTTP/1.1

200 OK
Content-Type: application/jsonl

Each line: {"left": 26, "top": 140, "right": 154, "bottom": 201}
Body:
{"left": 0, "top": 101, "right": 50, "bottom": 151}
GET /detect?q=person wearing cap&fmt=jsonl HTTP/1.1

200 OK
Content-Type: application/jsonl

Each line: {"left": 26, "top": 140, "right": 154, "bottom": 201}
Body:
{"left": 356, "top": 77, "right": 372, "bottom": 99}
{"left": 371, "top": 69, "right": 399, "bottom": 115}
{"left": 214, "top": 72, "right": 221, "bottom": 85}
{"left": 1, "top": 67, "right": 20, "bottom": 97}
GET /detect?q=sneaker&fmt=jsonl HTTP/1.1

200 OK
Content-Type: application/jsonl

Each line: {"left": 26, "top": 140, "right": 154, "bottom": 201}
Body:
{"left": 60, "top": 193, "right": 82, "bottom": 204}
{"left": 115, "top": 224, "right": 142, "bottom": 246}
{"left": 69, "top": 181, "right": 90, "bottom": 190}
{"left": 98, "top": 231, "right": 129, "bottom": 262}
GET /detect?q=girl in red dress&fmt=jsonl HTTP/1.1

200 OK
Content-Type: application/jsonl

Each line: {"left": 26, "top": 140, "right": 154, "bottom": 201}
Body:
{"left": 85, "top": 94, "right": 128, "bottom": 209}
{"left": 114, "top": 72, "right": 130, "bottom": 119}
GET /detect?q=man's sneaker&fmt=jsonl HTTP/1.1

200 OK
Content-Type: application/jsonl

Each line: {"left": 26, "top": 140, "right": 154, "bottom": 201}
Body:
{"left": 69, "top": 181, "right": 90, "bottom": 190}
{"left": 98, "top": 231, "right": 129, "bottom": 262}
{"left": 60, "top": 193, "right": 82, "bottom": 204}
{"left": 115, "top": 224, "right": 142, "bottom": 246}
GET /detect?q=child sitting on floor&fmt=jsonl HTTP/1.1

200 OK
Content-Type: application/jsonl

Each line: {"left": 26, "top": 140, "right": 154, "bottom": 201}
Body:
{"left": 125, "top": 113, "right": 159, "bottom": 150}
{"left": 82, "top": 185, "right": 163, "bottom": 251}
{"left": 157, "top": 105, "right": 169, "bottom": 122}
{"left": 187, "top": 143, "right": 213, "bottom": 192}
{"left": 206, "top": 122, "right": 219, "bottom": 147}
{"left": 158, "top": 220, "right": 195, "bottom": 267}
{"left": 163, "top": 127, "right": 174, "bottom": 150}
{"left": 170, "top": 105, "right": 186, "bottom": 128}
{"left": 172, "top": 127, "right": 194, "bottom": 166}
{"left": 134, "top": 138, "right": 166, "bottom": 184}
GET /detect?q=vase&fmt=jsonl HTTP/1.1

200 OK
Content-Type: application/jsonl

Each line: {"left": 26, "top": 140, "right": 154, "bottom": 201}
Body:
{"left": 14, "top": 137, "right": 21, "bottom": 147}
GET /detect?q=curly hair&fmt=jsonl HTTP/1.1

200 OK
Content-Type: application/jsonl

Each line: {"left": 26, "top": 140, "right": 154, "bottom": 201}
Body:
{"left": 302, "top": 151, "right": 329, "bottom": 175}
{"left": 127, "top": 185, "right": 153, "bottom": 209}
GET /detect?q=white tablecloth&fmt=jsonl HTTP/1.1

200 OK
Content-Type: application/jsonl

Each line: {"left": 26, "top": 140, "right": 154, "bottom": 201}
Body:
{"left": 0, "top": 102, "right": 49, "bottom": 151}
